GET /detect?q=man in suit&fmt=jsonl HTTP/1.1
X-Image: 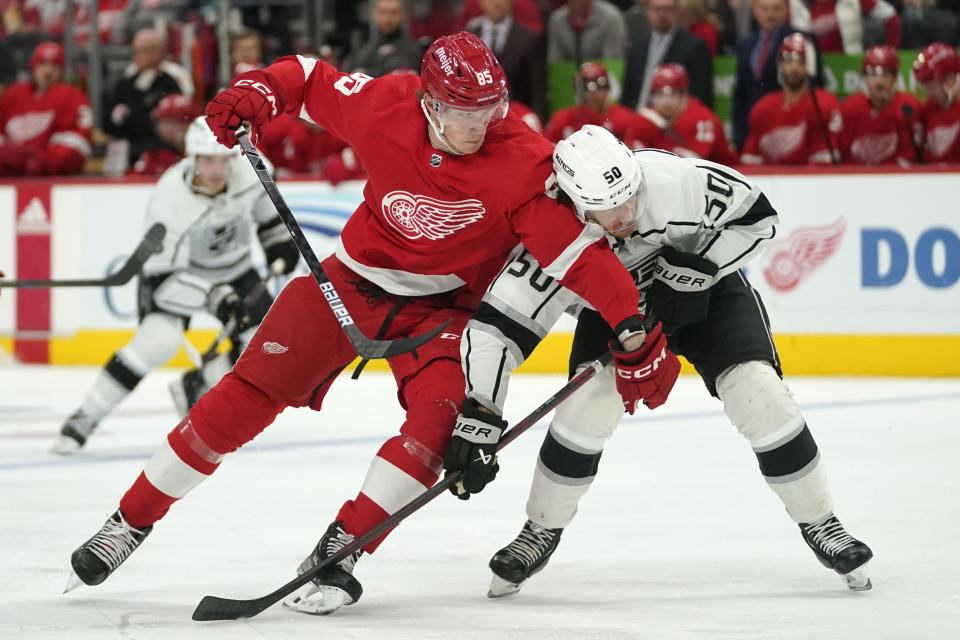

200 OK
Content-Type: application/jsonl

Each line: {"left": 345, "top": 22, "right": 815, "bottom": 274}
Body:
{"left": 732, "top": 0, "right": 794, "bottom": 150}
{"left": 468, "top": 0, "right": 548, "bottom": 120}
{"left": 347, "top": 0, "right": 424, "bottom": 77}
{"left": 621, "top": 0, "right": 713, "bottom": 111}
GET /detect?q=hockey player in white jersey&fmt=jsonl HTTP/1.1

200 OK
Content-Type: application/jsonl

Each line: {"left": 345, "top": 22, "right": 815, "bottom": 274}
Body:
{"left": 458, "top": 125, "right": 873, "bottom": 596}
{"left": 51, "top": 117, "right": 297, "bottom": 454}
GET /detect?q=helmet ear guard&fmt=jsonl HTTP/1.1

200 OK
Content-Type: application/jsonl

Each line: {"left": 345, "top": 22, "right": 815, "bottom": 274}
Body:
{"left": 552, "top": 125, "right": 644, "bottom": 224}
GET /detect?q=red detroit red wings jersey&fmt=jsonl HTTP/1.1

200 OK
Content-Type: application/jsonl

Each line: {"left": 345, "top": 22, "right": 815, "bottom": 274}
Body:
{"left": 741, "top": 89, "right": 841, "bottom": 165}
{"left": 544, "top": 104, "right": 647, "bottom": 144}
{"left": 0, "top": 81, "right": 92, "bottom": 174}
{"left": 839, "top": 92, "right": 920, "bottom": 165}
{"left": 261, "top": 57, "right": 640, "bottom": 328}
{"left": 919, "top": 98, "right": 960, "bottom": 163}
{"left": 634, "top": 98, "right": 739, "bottom": 164}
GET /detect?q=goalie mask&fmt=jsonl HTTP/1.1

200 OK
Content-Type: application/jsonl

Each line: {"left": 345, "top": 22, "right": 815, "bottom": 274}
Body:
{"left": 553, "top": 124, "right": 644, "bottom": 238}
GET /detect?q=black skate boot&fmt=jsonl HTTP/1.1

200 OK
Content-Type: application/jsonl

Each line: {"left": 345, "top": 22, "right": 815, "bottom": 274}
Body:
{"left": 65, "top": 510, "right": 153, "bottom": 592}
{"left": 283, "top": 521, "right": 364, "bottom": 615}
{"left": 487, "top": 520, "right": 563, "bottom": 598}
{"left": 169, "top": 369, "right": 206, "bottom": 419}
{"left": 799, "top": 514, "right": 873, "bottom": 591}
{"left": 50, "top": 410, "right": 99, "bottom": 455}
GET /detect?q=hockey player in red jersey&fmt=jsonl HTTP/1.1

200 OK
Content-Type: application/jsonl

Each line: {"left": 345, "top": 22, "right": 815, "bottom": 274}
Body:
{"left": 741, "top": 33, "right": 842, "bottom": 165}
{"left": 67, "top": 32, "right": 677, "bottom": 615}
{"left": 839, "top": 45, "right": 921, "bottom": 165}
{"left": 913, "top": 43, "right": 960, "bottom": 164}
{"left": 544, "top": 62, "right": 649, "bottom": 144}
{"left": 0, "top": 42, "right": 92, "bottom": 176}
{"left": 632, "top": 63, "right": 739, "bottom": 164}
{"left": 128, "top": 94, "right": 201, "bottom": 176}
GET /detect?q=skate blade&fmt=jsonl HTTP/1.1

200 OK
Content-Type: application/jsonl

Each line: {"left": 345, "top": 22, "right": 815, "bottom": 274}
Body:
{"left": 63, "top": 570, "right": 84, "bottom": 594}
{"left": 50, "top": 436, "right": 81, "bottom": 456}
{"left": 282, "top": 583, "right": 352, "bottom": 615}
{"left": 843, "top": 564, "right": 872, "bottom": 591}
{"left": 487, "top": 574, "right": 522, "bottom": 599}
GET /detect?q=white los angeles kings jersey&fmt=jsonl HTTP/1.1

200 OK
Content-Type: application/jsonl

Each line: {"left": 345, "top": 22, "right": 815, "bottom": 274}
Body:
{"left": 140, "top": 155, "right": 278, "bottom": 316}
{"left": 463, "top": 149, "right": 779, "bottom": 413}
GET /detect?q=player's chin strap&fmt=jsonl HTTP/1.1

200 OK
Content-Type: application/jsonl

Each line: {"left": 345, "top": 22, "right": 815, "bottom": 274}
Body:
{"left": 420, "top": 98, "right": 465, "bottom": 156}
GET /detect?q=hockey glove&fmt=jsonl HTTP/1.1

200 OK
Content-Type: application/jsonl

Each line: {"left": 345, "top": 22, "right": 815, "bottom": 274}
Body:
{"left": 207, "top": 284, "right": 257, "bottom": 334}
{"left": 204, "top": 70, "right": 285, "bottom": 147}
{"left": 645, "top": 247, "right": 719, "bottom": 334}
{"left": 610, "top": 322, "right": 680, "bottom": 413}
{"left": 443, "top": 398, "right": 506, "bottom": 500}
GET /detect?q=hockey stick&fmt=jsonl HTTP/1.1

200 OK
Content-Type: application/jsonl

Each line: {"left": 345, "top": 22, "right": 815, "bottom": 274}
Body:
{"left": 900, "top": 103, "right": 924, "bottom": 164}
{"left": 0, "top": 223, "right": 165, "bottom": 288}
{"left": 807, "top": 82, "right": 839, "bottom": 165}
{"left": 191, "top": 350, "right": 614, "bottom": 622}
{"left": 233, "top": 128, "right": 449, "bottom": 360}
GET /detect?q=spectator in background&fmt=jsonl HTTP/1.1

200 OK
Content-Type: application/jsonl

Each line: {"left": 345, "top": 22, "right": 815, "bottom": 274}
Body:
{"left": 547, "top": 0, "right": 627, "bottom": 64}
{"left": 839, "top": 45, "right": 921, "bottom": 165}
{"left": 105, "top": 27, "right": 193, "bottom": 168}
{"left": 913, "top": 42, "right": 960, "bottom": 162}
{"left": 230, "top": 28, "right": 264, "bottom": 76}
{"left": 347, "top": 0, "right": 424, "bottom": 76}
{"left": 621, "top": 0, "right": 713, "bottom": 110}
{"left": 467, "top": 0, "right": 548, "bottom": 120}
{"left": 741, "top": 32, "right": 842, "bottom": 164}
{"left": 128, "top": 94, "right": 200, "bottom": 176}
{"left": 677, "top": 0, "right": 721, "bottom": 54}
{"left": 788, "top": 0, "right": 900, "bottom": 53}
{"left": 459, "top": 0, "right": 545, "bottom": 32}
{"left": 633, "top": 63, "right": 739, "bottom": 162}
{"left": 544, "top": 61, "right": 649, "bottom": 142}
{"left": 732, "top": 0, "right": 798, "bottom": 150}
{"left": 0, "top": 42, "right": 92, "bottom": 176}
{"left": 509, "top": 99, "right": 544, "bottom": 131}
{"left": 900, "top": 1, "right": 960, "bottom": 49}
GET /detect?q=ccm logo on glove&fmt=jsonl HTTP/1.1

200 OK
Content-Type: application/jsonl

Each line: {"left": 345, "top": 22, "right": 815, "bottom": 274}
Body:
{"left": 233, "top": 79, "right": 279, "bottom": 116}
{"left": 616, "top": 345, "right": 670, "bottom": 379}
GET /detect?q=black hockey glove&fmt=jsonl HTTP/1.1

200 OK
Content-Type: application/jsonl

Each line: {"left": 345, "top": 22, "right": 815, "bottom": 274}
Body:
{"left": 207, "top": 283, "right": 257, "bottom": 334}
{"left": 645, "top": 247, "right": 719, "bottom": 334}
{"left": 443, "top": 398, "right": 506, "bottom": 501}
{"left": 258, "top": 219, "right": 299, "bottom": 275}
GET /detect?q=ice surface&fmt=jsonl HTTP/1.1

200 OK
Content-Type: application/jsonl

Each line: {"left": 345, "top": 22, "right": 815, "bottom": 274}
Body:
{"left": 1, "top": 364, "right": 958, "bottom": 639}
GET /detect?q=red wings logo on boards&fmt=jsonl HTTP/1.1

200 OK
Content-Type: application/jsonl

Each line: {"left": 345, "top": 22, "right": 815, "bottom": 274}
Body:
{"left": 763, "top": 218, "right": 846, "bottom": 291}
{"left": 381, "top": 191, "right": 485, "bottom": 240}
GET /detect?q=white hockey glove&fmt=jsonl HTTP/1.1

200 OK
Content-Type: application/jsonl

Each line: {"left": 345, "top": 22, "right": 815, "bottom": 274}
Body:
{"left": 443, "top": 398, "right": 506, "bottom": 500}
{"left": 645, "top": 247, "right": 719, "bottom": 334}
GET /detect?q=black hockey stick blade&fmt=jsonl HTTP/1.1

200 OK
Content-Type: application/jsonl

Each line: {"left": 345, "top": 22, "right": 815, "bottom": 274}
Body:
{"left": 191, "top": 351, "right": 613, "bottom": 622}
{"left": 0, "top": 223, "right": 165, "bottom": 288}
{"left": 234, "top": 128, "right": 448, "bottom": 360}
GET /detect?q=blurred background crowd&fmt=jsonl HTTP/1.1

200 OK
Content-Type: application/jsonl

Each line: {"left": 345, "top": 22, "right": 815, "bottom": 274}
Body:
{"left": 1, "top": 0, "right": 959, "bottom": 180}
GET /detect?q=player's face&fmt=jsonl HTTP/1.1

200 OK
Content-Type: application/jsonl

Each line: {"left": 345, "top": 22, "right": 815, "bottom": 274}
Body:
{"left": 157, "top": 119, "right": 189, "bottom": 150}
{"left": 922, "top": 73, "right": 958, "bottom": 108}
{"left": 651, "top": 90, "right": 686, "bottom": 122}
{"left": 32, "top": 61, "right": 62, "bottom": 91}
{"left": 588, "top": 194, "right": 639, "bottom": 238}
{"left": 428, "top": 96, "right": 504, "bottom": 154}
{"left": 864, "top": 69, "right": 896, "bottom": 108}
{"left": 779, "top": 59, "right": 807, "bottom": 89}
{"left": 193, "top": 155, "right": 232, "bottom": 193}
{"left": 583, "top": 87, "right": 609, "bottom": 112}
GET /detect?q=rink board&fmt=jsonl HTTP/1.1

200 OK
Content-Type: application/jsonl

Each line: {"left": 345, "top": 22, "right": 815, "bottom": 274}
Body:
{"left": 1, "top": 168, "right": 958, "bottom": 375}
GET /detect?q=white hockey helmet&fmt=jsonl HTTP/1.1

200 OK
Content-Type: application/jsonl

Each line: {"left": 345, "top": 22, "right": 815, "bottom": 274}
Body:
{"left": 553, "top": 124, "right": 643, "bottom": 222}
{"left": 185, "top": 116, "right": 238, "bottom": 157}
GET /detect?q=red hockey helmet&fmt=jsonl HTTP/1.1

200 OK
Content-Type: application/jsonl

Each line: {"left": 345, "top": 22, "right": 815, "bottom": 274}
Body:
{"left": 421, "top": 32, "right": 508, "bottom": 110}
{"left": 151, "top": 94, "right": 202, "bottom": 122}
{"left": 912, "top": 42, "right": 960, "bottom": 84}
{"left": 778, "top": 32, "right": 812, "bottom": 62}
{"left": 862, "top": 45, "right": 899, "bottom": 75}
{"left": 651, "top": 63, "right": 690, "bottom": 94}
{"left": 30, "top": 42, "right": 64, "bottom": 70}
{"left": 579, "top": 61, "right": 610, "bottom": 92}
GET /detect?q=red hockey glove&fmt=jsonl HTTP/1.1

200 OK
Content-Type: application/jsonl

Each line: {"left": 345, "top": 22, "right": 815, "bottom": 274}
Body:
{"left": 204, "top": 70, "right": 285, "bottom": 146}
{"left": 610, "top": 322, "right": 680, "bottom": 413}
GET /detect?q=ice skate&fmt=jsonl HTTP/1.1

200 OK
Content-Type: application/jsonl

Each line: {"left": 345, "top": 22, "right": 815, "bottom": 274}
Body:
{"left": 283, "top": 521, "right": 364, "bottom": 615}
{"left": 799, "top": 514, "right": 873, "bottom": 591}
{"left": 169, "top": 369, "right": 206, "bottom": 419}
{"left": 65, "top": 510, "right": 152, "bottom": 591}
{"left": 487, "top": 520, "right": 563, "bottom": 598}
{"left": 50, "top": 410, "right": 99, "bottom": 455}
